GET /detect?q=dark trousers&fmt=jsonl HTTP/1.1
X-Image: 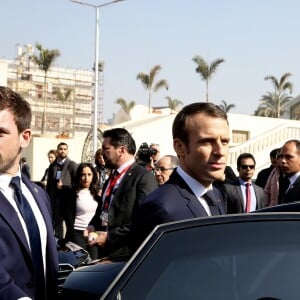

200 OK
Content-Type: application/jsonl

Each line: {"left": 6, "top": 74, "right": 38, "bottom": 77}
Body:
{"left": 71, "top": 229, "right": 99, "bottom": 260}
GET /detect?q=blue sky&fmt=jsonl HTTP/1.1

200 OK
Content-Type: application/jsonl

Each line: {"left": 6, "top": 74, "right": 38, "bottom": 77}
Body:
{"left": 1, "top": 0, "right": 300, "bottom": 121}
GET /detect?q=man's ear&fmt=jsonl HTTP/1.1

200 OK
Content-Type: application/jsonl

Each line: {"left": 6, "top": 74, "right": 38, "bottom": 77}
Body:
{"left": 173, "top": 138, "right": 185, "bottom": 157}
{"left": 20, "top": 129, "right": 32, "bottom": 149}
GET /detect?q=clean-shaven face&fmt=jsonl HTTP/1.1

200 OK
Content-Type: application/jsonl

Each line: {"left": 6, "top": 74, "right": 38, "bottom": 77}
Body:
{"left": 174, "top": 112, "right": 230, "bottom": 187}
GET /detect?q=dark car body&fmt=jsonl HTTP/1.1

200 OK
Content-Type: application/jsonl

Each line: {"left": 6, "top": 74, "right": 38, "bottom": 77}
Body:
{"left": 62, "top": 210, "right": 300, "bottom": 299}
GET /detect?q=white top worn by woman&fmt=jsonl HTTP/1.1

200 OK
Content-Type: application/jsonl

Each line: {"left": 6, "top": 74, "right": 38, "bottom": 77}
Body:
{"left": 74, "top": 189, "right": 98, "bottom": 231}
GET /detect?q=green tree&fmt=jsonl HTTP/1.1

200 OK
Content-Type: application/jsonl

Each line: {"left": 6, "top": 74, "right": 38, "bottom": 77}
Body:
{"left": 219, "top": 100, "right": 236, "bottom": 113}
{"left": 165, "top": 96, "right": 183, "bottom": 113}
{"left": 255, "top": 92, "right": 292, "bottom": 118}
{"left": 255, "top": 73, "right": 293, "bottom": 118}
{"left": 192, "top": 55, "right": 225, "bottom": 102}
{"left": 32, "top": 42, "right": 60, "bottom": 134}
{"left": 53, "top": 88, "right": 73, "bottom": 133}
{"left": 115, "top": 97, "right": 136, "bottom": 114}
{"left": 137, "top": 65, "right": 168, "bottom": 114}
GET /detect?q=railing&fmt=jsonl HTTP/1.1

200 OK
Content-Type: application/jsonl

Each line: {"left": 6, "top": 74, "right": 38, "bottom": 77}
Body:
{"left": 228, "top": 123, "right": 300, "bottom": 173}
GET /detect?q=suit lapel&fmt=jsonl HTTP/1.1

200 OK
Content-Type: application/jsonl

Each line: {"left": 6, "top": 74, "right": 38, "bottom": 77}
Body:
{"left": 0, "top": 192, "right": 31, "bottom": 254}
{"left": 186, "top": 194, "right": 209, "bottom": 217}
{"left": 112, "top": 163, "right": 136, "bottom": 199}
{"left": 61, "top": 158, "right": 69, "bottom": 180}
{"left": 233, "top": 180, "right": 245, "bottom": 212}
{"left": 22, "top": 176, "right": 54, "bottom": 234}
{"left": 169, "top": 171, "right": 216, "bottom": 217}
{"left": 287, "top": 175, "right": 300, "bottom": 193}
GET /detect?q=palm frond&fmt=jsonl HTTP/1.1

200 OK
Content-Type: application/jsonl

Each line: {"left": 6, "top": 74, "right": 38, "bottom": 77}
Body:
{"left": 154, "top": 79, "right": 168, "bottom": 92}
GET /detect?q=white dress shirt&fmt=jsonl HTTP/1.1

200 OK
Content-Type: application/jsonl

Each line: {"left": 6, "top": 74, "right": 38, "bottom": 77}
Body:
{"left": 176, "top": 166, "right": 213, "bottom": 216}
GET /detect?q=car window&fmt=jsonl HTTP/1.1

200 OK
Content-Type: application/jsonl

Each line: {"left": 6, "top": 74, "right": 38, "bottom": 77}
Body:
{"left": 119, "top": 220, "right": 300, "bottom": 300}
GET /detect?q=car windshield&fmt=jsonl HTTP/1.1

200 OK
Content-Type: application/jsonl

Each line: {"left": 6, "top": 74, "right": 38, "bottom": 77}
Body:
{"left": 118, "top": 219, "right": 300, "bottom": 300}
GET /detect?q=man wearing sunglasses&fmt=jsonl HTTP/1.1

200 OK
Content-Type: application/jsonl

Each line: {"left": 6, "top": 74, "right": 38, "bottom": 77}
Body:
{"left": 221, "top": 152, "right": 266, "bottom": 214}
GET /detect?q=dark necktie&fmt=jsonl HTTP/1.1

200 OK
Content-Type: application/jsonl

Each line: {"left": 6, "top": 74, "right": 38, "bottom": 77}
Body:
{"left": 245, "top": 183, "right": 251, "bottom": 212}
{"left": 10, "top": 176, "right": 45, "bottom": 299}
{"left": 203, "top": 191, "right": 221, "bottom": 215}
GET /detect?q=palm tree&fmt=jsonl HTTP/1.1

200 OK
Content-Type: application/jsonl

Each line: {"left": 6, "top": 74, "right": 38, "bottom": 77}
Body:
{"left": 115, "top": 98, "right": 136, "bottom": 114}
{"left": 255, "top": 92, "right": 292, "bottom": 118}
{"left": 32, "top": 42, "right": 60, "bottom": 134}
{"left": 53, "top": 88, "right": 73, "bottom": 134}
{"left": 255, "top": 73, "right": 293, "bottom": 118}
{"left": 137, "top": 65, "right": 168, "bottom": 114}
{"left": 219, "top": 100, "right": 236, "bottom": 113}
{"left": 192, "top": 55, "right": 225, "bottom": 102}
{"left": 165, "top": 96, "right": 183, "bottom": 114}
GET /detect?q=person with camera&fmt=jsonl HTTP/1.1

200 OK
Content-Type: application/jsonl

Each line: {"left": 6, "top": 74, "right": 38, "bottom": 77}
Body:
{"left": 135, "top": 142, "right": 160, "bottom": 172}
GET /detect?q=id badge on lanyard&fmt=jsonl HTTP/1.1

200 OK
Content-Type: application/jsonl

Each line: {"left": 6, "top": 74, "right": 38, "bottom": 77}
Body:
{"left": 100, "top": 211, "right": 108, "bottom": 227}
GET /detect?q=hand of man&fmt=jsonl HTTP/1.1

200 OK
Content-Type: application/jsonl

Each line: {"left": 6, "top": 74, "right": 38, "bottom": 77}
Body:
{"left": 83, "top": 225, "right": 95, "bottom": 239}
{"left": 89, "top": 231, "right": 108, "bottom": 247}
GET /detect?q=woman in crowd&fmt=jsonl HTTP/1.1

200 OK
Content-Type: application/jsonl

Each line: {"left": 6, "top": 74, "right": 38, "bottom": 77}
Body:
{"left": 68, "top": 162, "right": 100, "bottom": 259}
{"left": 41, "top": 149, "right": 57, "bottom": 188}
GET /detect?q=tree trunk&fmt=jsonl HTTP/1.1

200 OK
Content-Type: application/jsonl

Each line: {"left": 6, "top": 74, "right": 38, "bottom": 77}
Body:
{"left": 41, "top": 74, "right": 47, "bottom": 134}
{"left": 206, "top": 79, "right": 209, "bottom": 102}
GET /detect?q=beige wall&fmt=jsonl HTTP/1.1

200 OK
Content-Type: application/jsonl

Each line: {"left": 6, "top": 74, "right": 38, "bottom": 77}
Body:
{"left": 24, "top": 112, "right": 300, "bottom": 181}
{"left": 22, "top": 135, "right": 86, "bottom": 181}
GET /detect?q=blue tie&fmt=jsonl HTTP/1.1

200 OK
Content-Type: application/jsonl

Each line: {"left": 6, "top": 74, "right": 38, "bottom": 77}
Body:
{"left": 10, "top": 176, "right": 45, "bottom": 299}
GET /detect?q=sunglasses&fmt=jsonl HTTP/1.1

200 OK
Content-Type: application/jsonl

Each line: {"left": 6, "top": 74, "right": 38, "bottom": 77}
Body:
{"left": 240, "top": 165, "right": 255, "bottom": 170}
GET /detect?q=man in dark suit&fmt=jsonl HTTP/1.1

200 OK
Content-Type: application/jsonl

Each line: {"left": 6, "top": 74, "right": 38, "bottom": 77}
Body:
{"left": 85, "top": 128, "right": 158, "bottom": 261}
{"left": 130, "top": 102, "right": 230, "bottom": 252}
{"left": 46, "top": 142, "right": 77, "bottom": 240}
{"left": 0, "top": 86, "right": 58, "bottom": 299}
{"left": 278, "top": 139, "right": 300, "bottom": 203}
{"left": 222, "top": 152, "right": 266, "bottom": 214}
{"left": 255, "top": 148, "right": 280, "bottom": 188}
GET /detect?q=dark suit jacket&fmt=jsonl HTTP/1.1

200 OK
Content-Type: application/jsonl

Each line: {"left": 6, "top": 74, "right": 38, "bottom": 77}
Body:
{"left": 46, "top": 157, "right": 78, "bottom": 200}
{"left": 221, "top": 179, "right": 266, "bottom": 214}
{"left": 129, "top": 170, "right": 226, "bottom": 253}
{"left": 0, "top": 175, "right": 58, "bottom": 300}
{"left": 89, "top": 162, "right": 158, "bottom": 261}
{"left": 255, "top": 165, "right": 274, "bottom": 188}
{"left": 46, "top": 157, "right": 78, "bottom": 233}
{"left": 281, "top": 175, "right": 300, "bottom": 203}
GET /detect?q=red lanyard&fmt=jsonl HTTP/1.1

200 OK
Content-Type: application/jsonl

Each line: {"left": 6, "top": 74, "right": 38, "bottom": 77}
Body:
{"left": 104, "top": 164, "right": 132, "bottom": 199}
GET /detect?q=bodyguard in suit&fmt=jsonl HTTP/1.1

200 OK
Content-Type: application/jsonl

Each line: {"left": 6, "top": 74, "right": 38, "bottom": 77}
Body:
{"left": 85, "top": 128, "right": 158, "bottom": 261}
{"left": 278, "top": 139, "right": 300, "bottom": 203}
{"left": 130, "top": 102, "right": 230, "bottom": 252}
{"left": 222, "top": 152, "right": 266, "bottom": 214}
{"left": 0, "top": 86, "right": 58, "bottom": 299}
{"left": 46, "top": 142, "right": 77, "bottom": 240}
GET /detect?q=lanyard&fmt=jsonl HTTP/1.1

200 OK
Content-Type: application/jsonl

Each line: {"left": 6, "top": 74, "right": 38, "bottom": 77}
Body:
{"left": 103, "top": 164, "right": 132, "bottom": 211}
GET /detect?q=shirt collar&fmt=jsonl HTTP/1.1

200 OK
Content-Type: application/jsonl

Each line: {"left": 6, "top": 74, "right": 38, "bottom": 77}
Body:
{"left": 288, "top": 171, "right": 300, "bottom": 185}
{"left": 57, "top": 158, "right": 66, "bottom": 165}
{"left": 238, "top": 178, "right": 251, "bottom": 186}
{"left": 0, "top": 169, "right": 22, "bottom": 191}
{"left": 176, "top": 166, "right": 212, "bottom": 198}
{"left": 117, "top": 158, "right": 135, "bottom": 173}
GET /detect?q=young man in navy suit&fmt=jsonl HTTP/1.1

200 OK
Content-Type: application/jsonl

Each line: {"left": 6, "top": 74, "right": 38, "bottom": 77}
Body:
{"left": 130, "top": 102, "right": 230, "bottom": 252}
{"left": 0, "top": 86, "right": 58, "bottom": 299}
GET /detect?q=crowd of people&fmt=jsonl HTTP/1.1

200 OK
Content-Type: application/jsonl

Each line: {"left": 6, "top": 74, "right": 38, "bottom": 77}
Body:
{"left": 1, "top": 86, "right": 300, "bottom": 299}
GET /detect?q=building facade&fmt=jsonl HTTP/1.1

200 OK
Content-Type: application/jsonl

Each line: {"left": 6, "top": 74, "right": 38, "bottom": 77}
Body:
{"left": 0, "top": 44, "right": 100, "bottom": 137}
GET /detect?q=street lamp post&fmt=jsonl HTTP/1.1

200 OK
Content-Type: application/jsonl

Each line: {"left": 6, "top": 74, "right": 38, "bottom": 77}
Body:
{"left": 70, "top": 0, "right": 125, "bottom": 157}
